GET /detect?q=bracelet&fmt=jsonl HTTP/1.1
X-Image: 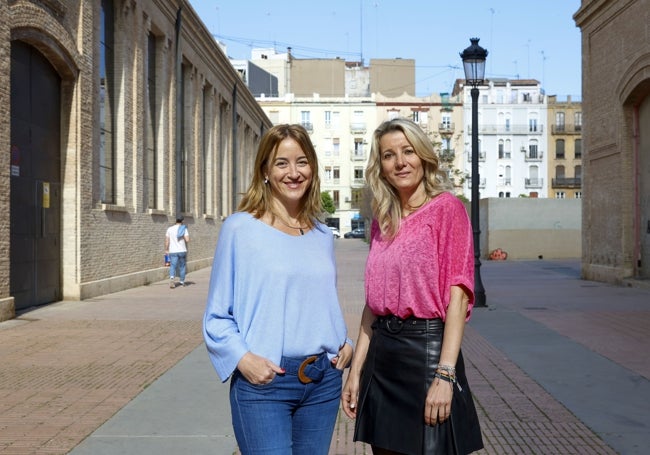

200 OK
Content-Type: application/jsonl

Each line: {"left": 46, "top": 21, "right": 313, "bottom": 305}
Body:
{"left": 433, "top": 371, "right": 456, "bottom": 382}
{"left": 436, "top": 364, "right": 456, "bottom": 375}
{"left": 434, "top": 371, "right": 456, "bottom": 383}
{"left": 434, "top": 371, "right": 461, "bottom": 392}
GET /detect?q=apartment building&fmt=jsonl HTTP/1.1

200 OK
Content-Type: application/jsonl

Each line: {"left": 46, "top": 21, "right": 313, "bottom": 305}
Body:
{"left": 547, "top": 95, "right": 583, "bottom": 199}
{"left": 258, "top": 94, "right": 376, "bottom": 233}
{"left": 453, "top": 78, "right": 548, "bottom": 199}
{"left": 253, "top": 51, "right": 416, "bottom": 234}
{"left": 0, "top": 0, "right": 270, "bottom": 321}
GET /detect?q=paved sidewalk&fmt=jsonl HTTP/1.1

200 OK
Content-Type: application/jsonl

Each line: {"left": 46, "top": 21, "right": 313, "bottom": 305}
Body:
{"left": 1, "top": 240, "right": 649, "bottom": 454}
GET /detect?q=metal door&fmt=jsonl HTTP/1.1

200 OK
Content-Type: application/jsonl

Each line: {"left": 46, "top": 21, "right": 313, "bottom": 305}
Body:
{"left": 10, "top": 40, "right": 62, "bottom": 310}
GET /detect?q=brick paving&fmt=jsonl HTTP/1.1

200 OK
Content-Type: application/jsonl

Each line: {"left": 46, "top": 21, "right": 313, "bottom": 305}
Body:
{"left": 0, "top": 282, "right": 205, "bottom": 455}
{"left": 1, "top": 240, "right": 648, "bottom": 454}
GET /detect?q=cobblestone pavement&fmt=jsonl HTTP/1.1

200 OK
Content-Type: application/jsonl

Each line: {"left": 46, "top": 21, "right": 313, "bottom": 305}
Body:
{"left": 1, "top": 240, "right": 649, "bottom": 454}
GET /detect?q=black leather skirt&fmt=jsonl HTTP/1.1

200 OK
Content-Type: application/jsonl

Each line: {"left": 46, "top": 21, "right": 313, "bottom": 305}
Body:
{"left": 354, "top": 315, "right": 483, "bottom": 455}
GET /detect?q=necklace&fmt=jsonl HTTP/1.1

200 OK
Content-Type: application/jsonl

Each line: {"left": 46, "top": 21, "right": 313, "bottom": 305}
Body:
{"left": 403, "top": 194, "right": 430, "bottom": 217}
{"left": 274, "top": 214, "right": 307, "bottom": 235}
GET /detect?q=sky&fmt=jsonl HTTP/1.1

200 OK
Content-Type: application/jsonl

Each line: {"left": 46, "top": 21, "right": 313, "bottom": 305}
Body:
{"left": 187, "top": 1, "right": 582, "bottom": 99}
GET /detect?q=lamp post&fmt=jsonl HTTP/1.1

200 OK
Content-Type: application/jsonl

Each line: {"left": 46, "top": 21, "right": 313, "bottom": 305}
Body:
{"left": 460, "top": 37, "right": 488, "bottom": 307}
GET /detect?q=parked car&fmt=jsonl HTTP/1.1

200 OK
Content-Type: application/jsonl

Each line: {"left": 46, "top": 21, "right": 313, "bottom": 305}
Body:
{"left": 328, "top": 226, "right": 341, "bottom": 239}
{"left": 344, "top": 228, "right": 366, "bottom": 239}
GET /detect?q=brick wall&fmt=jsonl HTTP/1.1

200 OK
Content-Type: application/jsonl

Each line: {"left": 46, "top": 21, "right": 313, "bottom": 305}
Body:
{"left": 575, "top": 0, "right": 650, "bottom": 283}
{"left": 0, "top": 0, "right": 271, "bottom": 319}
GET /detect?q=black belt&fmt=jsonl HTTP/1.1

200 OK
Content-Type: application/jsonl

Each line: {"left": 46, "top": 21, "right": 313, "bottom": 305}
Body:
{"left": 375, "top": 315, "right": 443, "bottom": 334}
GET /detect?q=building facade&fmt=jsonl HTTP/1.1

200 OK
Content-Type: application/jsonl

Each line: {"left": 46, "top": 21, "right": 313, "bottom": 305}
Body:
{"left": 547, "top": 95, "right": 583, "bottom": 199}
{"left": 575, "top": 0, "right": 650, "bottom": 284}
{"left": 0, "top": 0, "right": 270, "bottom": 321}
{"left": 454, "top": 78, "right": 549, "bottom": 199}
{"left": 253, "top": 53, "right": 418, "bottom": 235}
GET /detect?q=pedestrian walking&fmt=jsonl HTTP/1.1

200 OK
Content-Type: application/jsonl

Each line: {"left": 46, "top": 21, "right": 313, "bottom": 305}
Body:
{"left": 342, "top": 118, "right": 483, "bottom": 454}
{"left": 165, "top": 215, "right": 189, "bottom": 288}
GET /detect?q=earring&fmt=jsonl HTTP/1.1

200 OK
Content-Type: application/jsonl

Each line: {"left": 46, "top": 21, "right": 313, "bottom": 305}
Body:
{"left": 264, "top": 177, "right": 269, "bottom": 184}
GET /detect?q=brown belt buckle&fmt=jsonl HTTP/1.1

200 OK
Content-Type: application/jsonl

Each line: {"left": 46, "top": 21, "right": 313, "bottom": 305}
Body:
{"left": 297, "top": 355, "right": 318, "bottom": 384}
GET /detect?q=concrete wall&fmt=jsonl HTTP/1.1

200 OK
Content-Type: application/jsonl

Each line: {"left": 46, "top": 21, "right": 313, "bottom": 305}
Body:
{"left": 369, "top": 58, "right": 415, "bottom": 97}
{"left": 291, "top": 59, "right": 346, "bottom": 97}
{"left": 480, "top": 198, "right": 581, "bottom": 260}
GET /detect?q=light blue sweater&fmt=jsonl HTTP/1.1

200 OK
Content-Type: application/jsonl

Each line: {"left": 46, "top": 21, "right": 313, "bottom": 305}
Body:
{"left": 203, "top": 212, "right": 349, "bottom": 382}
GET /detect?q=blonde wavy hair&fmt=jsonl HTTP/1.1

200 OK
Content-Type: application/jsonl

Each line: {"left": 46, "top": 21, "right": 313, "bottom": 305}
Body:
{"left": 366, "top": 118, "right": 452, "bottom": 238}
{"left": 238, "top": 124, "right": 322, "bottom": 229}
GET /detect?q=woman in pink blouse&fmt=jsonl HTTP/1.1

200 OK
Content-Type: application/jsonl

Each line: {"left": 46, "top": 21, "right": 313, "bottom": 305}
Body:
{"left": 342, "top": 118, "right": 483, "bottom": 454}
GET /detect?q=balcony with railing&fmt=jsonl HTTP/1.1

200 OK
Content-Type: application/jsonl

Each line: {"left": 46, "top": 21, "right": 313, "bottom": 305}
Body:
{"left": 438, "top": 122, "right": 455, "bottom": 134}
{"left": 345, "top": 197, "right": 361, "bottom": 210}
{"left": 551, "top": 124, "right": 582, "bottom": 134}
{"left": 467, "top": 152, "right": 486, "bottom": 162}
{"left": 466, "top": 178, "right": 487, "bottom": 189}
{"left": 469, "top": 124, "right": 544, "bottom": 135}
{"left": 438, "top": 149, "right": 455, "bottom": 163}
{"left": 525, "top": 178, "right": 544, "bottom": 188}
{"left": 350, "top": 122, "right": 367, "bottom": 134}
{"left": 351, "top": 150, "right": 367, "bottom": 161}
{"left": 522, "top": 149, "right": 544, "bottom": 161}
{"left": 351, "top": 178, "right": 366, "bottom": 188}
{"left": 301, "top": 122, "right": 313, "bottom": 133}
{"left": 552, "top": 177, "right": 582, "bottom": 188}
{"left": 520, "top": 94, "right": 545, "bottom": 104}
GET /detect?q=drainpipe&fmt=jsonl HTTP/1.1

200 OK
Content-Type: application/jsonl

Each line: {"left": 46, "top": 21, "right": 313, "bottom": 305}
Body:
{"left": 633, "top": 104, "right": 641, "bottom": 275}
{"left": 231, "top": 83, "right": 238, "bottom": 210}
{"left": 174, "top": 4, "right": 183, "bottom": 214}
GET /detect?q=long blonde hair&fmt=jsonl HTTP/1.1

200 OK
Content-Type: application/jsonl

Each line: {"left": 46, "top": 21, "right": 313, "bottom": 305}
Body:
{"left": 366, "top": 118, "right": 452, "bottom": 238}
{"left": 238, "top": 124, "right": 322, "bottom": 228}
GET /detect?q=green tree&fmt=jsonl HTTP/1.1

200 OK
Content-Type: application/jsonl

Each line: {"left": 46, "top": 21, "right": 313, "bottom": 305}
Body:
{"left": 321, "top": 191, "right": 336, "bottom": 215}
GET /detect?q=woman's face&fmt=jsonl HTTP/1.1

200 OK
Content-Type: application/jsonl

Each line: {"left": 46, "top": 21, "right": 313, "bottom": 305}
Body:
{"left": 379, "top": 130, "right": 424, "bottom": 197}
{"left": 266, "top": 137, "right": 313, "bottom": 210}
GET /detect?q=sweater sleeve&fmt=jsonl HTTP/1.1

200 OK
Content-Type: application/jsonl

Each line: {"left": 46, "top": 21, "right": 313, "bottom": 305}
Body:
{"left": 202, "top": 216, "right": 249, "bottom": 382}
{"left": 440, "top": 196, "right": 475, "bottom": 315}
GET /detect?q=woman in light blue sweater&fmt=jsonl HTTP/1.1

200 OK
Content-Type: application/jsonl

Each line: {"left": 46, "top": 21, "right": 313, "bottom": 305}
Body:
{"left": 203, "top": 124, "right": 353, "bottom": 455}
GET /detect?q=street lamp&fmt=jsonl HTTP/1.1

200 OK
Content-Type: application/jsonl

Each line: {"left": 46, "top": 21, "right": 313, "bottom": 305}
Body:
{"left": 460, "top": 37, "right": 488, "bottom": 307}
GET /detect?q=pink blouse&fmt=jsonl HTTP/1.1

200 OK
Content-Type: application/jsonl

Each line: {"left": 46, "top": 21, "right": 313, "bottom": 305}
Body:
{"left": 364, "top": 192, "right": 475, "bottom": 321}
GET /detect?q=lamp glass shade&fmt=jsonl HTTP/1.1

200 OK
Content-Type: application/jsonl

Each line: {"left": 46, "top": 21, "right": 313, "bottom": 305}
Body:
{"left": 463, "top": 60, "right": 486, "bottom": 84}
{"left": 460, "top": 38, "right": 488, "bottom": 86}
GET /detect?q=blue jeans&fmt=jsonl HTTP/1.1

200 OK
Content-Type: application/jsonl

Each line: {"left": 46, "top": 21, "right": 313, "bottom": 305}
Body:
{"left": 230, "top": 353, "right": 343, "bottom": 455}
{"left": 168, "top": 252, "right": 186, "bottom": 281}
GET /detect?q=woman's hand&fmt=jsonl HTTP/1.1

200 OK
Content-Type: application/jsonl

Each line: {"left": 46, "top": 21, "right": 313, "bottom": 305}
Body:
{"left": 424, "top": 377, "right": 454, "bottom": 425}
{"left": 236, "top": 351, "right": 285, "bottom": 385}
{"left": 424, "top": 285, "right": 468, "bottom": 425}
{"left": 341, "top": 305, "right": 376, "bottom": 420}
{"left": 342, "top": 372, "right": 360, "bottom": 419}
{"left": 331, "top": 342, "right": 353, "bottom": 370}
